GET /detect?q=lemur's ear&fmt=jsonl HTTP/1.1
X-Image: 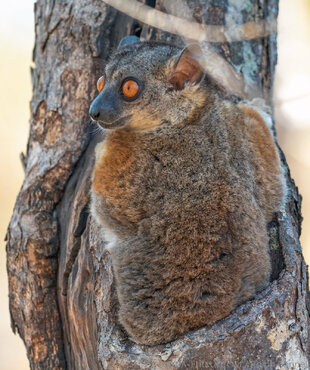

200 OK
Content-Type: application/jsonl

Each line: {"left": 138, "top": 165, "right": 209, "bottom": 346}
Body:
{"left": 118, "top": 36, "right": 140, "bottom": 49}
{"left": 169, "top": 44, "right": 205, "bottom": 90}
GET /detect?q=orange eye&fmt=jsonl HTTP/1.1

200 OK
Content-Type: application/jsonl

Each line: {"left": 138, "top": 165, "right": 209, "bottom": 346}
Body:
{"left": 97, "top": 76, "right": 105, "bottom": 92}
{"left": 122, "top": 79, "right": 139, "bottom": 99}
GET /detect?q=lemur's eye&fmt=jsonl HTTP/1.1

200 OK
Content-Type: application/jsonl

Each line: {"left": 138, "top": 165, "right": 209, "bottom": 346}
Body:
{"left": 97, "top": 76, "right": 105, "bottom": 92}
{"left": 121, "top": 79, "right": 140, "bottom": 100}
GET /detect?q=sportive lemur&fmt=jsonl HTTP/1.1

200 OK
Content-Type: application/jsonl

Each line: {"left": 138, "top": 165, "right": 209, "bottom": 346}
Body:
{"left": 89, "top": 36, "right": 286, "bottom": 346}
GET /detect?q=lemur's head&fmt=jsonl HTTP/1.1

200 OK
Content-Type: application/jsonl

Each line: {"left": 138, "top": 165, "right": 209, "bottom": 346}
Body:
{"left": 89, "top": 37, "right": 215, "bottom": 131}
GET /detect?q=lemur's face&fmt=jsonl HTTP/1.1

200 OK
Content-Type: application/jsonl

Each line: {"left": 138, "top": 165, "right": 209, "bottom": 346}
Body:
{"left": 89, "top": 38, "right": 207, "bottom": 131}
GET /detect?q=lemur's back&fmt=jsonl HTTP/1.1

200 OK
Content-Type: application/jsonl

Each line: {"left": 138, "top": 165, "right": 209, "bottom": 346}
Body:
{"left": 90, "top": 38, "right": 285, "bottom": 345}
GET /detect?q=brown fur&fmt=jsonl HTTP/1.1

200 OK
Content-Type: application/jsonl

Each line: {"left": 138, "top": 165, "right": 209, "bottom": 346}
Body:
{"left": 90, "top": 41, "right": 285, "bottom": 346}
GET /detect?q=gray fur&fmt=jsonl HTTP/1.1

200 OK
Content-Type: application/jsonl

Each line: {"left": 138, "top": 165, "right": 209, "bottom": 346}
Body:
{"left": 118, "top": 35, "right": 141, "bottom": 49}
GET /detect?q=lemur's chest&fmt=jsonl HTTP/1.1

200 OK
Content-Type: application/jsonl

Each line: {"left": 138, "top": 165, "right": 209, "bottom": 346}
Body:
{"left": 93, "top": 131, "right": 138, "bottom": 202}
{"left": 91, "top": 128, "right": 233, "bottom": 226}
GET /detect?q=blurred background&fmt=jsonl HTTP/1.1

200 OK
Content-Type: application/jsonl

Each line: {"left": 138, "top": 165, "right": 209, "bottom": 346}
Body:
{"left": 0, "top": 0, "right": 309, "bottom": 368}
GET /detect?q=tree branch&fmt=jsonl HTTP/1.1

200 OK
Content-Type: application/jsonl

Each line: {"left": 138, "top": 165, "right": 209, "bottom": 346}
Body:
{"left": 103, "top": 0, "right": 277, "bottom": 42}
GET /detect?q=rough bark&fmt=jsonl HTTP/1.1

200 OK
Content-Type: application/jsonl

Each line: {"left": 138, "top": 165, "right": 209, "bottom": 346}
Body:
{"left": 6, "top": 0, "right": 309, "bottom": 369}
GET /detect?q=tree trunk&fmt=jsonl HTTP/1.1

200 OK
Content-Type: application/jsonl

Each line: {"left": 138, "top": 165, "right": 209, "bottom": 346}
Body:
{"left": 6, "top": 0, "right": 310, "bottom": 369}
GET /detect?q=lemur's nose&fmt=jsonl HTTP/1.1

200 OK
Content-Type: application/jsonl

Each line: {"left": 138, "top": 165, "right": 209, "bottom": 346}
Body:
{"left": 89, "top": 98, "right": 101, "bottom": 120}
{"left": 89, "top": 110, "right": 100, "bottom": 120}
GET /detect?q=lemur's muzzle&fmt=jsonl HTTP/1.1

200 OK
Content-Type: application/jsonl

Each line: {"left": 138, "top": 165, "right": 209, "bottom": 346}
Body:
{"left": 89, "top": 89, "right": 125, "bottom": 128}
